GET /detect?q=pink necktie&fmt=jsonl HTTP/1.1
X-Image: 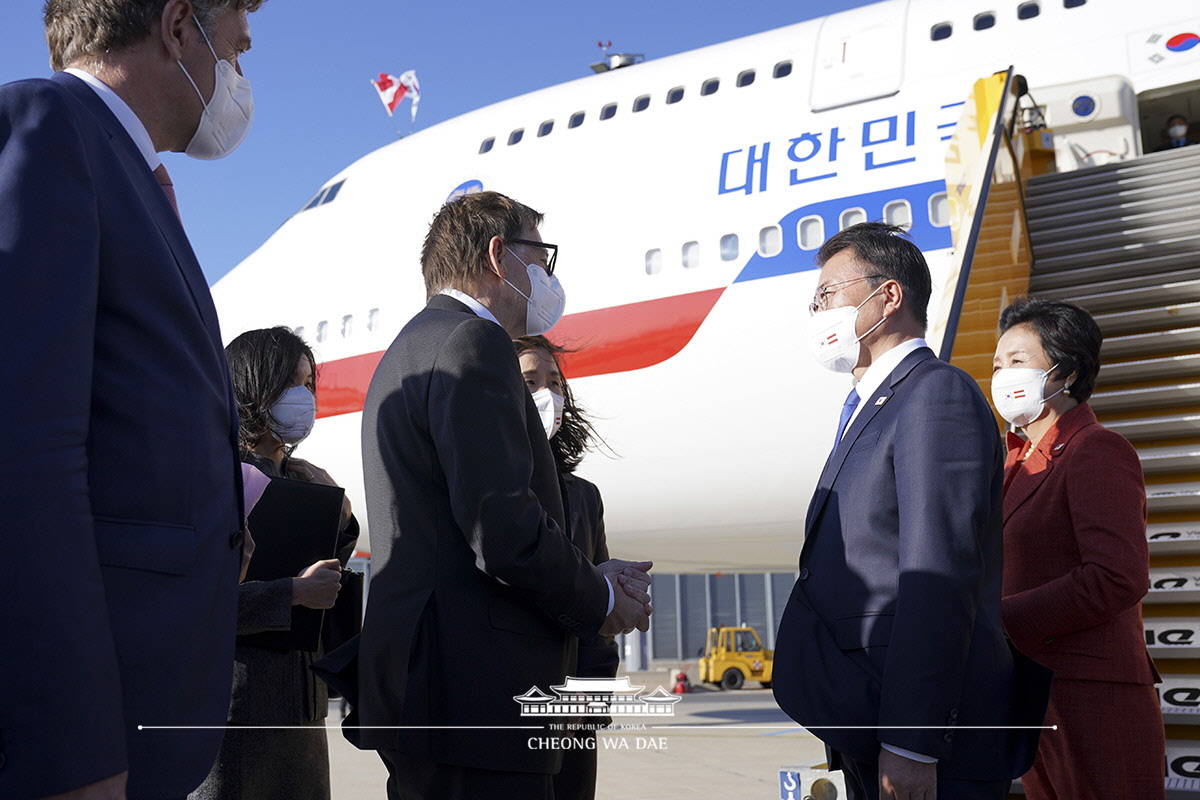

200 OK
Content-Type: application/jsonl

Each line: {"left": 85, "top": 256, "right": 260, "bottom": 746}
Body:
{"left": 153, "top": 163, "right": 181, "bottom": 222}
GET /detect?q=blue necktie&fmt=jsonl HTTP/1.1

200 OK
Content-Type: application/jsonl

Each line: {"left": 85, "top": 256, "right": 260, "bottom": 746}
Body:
{"left": 832, "top": 388, "right": 861, "bottom": 454}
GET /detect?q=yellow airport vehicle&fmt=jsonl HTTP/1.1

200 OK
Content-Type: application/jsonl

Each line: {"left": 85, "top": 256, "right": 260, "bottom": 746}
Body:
{"left": 698, "top": 625, "right": 773, "bottom": 690}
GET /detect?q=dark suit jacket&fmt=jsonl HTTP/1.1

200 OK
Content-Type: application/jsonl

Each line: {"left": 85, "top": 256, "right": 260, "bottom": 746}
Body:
{"left": 0, "top": 74, "right": 243, "bottom": 799}
{"left": 562, "top": 474, "right": 619, "bottom": 680}
{"left": 773, "top": 347, "right": 1050, "bottom": 781}
{"left": 1002, "top": 403, "right": 1159, "bottom": 684}
{"left": 356, "top": 295, "right": 609, "bottom": 774}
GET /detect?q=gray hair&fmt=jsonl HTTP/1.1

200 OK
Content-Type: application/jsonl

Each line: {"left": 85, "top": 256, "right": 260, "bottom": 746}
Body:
{"left": 44, "top": 0, "right": 266, "bottom": 71}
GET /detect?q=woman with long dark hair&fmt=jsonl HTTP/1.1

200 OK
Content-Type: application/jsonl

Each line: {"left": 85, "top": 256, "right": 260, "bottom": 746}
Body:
{"left": 191, "top": 327, "right": 359, "bottom": 800}
{"left": 513, "top": 335, "right": 617, "bottom": 800}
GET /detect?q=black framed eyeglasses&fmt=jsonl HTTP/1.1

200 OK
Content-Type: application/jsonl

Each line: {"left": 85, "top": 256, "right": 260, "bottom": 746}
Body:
{"left": 808, "top": 274, "right": 886, "bottom": 315}
{"left": 509, "top": 237, "right": 558, "bottom": 276}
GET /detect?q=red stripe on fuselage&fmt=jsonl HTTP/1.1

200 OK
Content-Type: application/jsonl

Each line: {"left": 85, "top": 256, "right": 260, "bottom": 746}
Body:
{"left": 314, "top": 287, "right": 725, "bottom": 419}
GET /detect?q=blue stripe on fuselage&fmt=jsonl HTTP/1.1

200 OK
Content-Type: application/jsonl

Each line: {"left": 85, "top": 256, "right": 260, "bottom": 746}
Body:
{"left": 733, "top": 179, "right": 952, "bottom": 284}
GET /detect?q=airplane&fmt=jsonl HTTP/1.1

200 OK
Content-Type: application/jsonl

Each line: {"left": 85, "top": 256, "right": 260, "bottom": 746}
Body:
{"left": 211, "top": 0, "right": 1200, "bottom": 574}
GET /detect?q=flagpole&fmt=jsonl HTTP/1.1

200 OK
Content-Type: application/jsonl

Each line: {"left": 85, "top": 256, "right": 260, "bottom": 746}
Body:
{"left": 390, "top": 113, "right": 404, "bottom": 139}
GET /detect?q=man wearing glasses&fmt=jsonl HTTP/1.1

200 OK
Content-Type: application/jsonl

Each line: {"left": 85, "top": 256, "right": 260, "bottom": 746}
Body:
{"left": 353, "top": 190, "right": 652, "bottom": 799}
{"left": 772, "top": 223, "right": 1051, "bottom": 800}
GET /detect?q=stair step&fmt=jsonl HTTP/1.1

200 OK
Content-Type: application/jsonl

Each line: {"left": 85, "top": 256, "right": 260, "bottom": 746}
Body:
{"left": 1100, "top": 354, "right": 1200, "bottom": 384}
{"left": 1032, "top": 218, "right": 1200, "bottom": 259}
{"left": 1027, "top": 146, "right": 1200, "bottom": 195}
{"left": 1148, "top": 521, "right": 1200, "bottom": 554}
{"left": 1106, "top": 414, "right": 1200, "bottom": 442}
{"left": 1148, "top": 567, "right": 1200, "bottom": 604}
{"left": 1092, "top": 383, "right": 1200, "bottom": 413}
{"left": 1146, "top": 482, "right": 1200, "bottom": 513}
{"left": 1026, "top": 175, "right": 1200, "bottom": 228}
{"left": 1138, "top": 444, "right": 1200, "bottom": 475}
{"left": 1043, "top": 276, "right": 1200, "bottom": 313}
{"left": 1102, "top": 328, "right": 1200, "bottom": 360}
{"left": 1092, "top": 302, "right": 1200, "bottom": 336}
{"left": 1030, "top": 205, "right": 1200, "bottom": 248}
{"left": 1030, "top": 236, "right": 1200, "bottom": 283}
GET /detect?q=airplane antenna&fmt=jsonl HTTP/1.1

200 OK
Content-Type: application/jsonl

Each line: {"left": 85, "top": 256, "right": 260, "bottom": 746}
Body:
{"left": 590, "top": 41, "right": 645, "bottom": 74}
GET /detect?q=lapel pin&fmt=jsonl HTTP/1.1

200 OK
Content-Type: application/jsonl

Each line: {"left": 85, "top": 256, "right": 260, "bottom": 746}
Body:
{"left": 875, "top": 396, "right": 888, "bottom": 406}
{"left": 1052, "top": 443, "right": 1066, "bottom": 454}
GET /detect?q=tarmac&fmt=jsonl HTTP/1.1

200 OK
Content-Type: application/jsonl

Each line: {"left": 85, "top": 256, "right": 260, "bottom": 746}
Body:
{"left": 325, "top": 669, "right": 847, "bottom": 799}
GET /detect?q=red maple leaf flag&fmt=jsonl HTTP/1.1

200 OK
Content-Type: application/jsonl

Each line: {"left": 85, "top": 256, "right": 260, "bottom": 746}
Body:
{"left": 371, "top": 73, "right": 407, "bottom": 116}
{"left": 371, "top": 71, "right": 421, "bottom": 123}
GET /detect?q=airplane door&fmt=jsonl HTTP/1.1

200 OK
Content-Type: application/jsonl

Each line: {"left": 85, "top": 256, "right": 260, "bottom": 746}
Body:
{"left": 809, "top": 0, "right": 909, "bottom": 112}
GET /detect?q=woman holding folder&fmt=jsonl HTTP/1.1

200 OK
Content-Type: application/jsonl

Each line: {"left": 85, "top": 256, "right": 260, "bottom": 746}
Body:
{"left": 192, "top": 327, "right": 359, "bottom": 800}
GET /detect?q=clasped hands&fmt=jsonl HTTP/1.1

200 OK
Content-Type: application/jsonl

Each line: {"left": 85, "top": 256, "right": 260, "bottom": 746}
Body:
{"left": 598, "top": 559, "right": 653, "bottom": 636}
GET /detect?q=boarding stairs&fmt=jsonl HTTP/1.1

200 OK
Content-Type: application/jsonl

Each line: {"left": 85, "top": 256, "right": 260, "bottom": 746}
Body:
{"left": 1023, "top": 144, "right": 1200, "bottom": 796}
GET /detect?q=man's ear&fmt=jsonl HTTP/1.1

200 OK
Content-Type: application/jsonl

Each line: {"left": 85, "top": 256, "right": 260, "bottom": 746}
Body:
{"left": 159, "top": 0, "right": 197, "bottom": 61}
{"left": 485, "top": 235, "right": 506, "bottom": 280}
{"left": 883, "top": 278, "right": 905, "bottom": 318}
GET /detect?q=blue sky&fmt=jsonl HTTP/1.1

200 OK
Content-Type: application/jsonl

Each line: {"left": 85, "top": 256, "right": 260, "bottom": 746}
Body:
{"left": 0, "top": 1, "right": 874, "bottom": 285}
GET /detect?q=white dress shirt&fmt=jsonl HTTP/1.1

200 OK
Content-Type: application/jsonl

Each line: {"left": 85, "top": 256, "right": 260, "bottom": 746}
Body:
{"left": 63, "top": 68, "right": 160, "bottom": 172}
{"left": 438, "top": 288, "right": 616, "bottom": 617}
{"left": 842, "top": 337, "right": 929, "bottom": 437}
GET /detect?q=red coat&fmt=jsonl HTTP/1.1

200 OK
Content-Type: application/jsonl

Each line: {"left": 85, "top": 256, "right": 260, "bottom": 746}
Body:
{"left": 1001, "top": 403, "right": 1159, "bottom": 684}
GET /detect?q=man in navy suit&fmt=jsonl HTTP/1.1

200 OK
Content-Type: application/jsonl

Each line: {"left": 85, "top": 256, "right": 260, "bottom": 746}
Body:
{"left": 772, "top": 224, "right": 1050, "bottom": 800}
{"left": 0, "top": 2, "right": 266, "bottom": 798}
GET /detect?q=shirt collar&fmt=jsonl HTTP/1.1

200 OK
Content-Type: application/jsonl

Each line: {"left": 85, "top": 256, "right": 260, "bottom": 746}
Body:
{"left": 64, "top": 68, "right": 160, "bottom": 171}
{"left": 853, "top": 337, "right": 928, "bottom": 400}
{"left": 439, "top": 288, "right": 502, "bottom": 327}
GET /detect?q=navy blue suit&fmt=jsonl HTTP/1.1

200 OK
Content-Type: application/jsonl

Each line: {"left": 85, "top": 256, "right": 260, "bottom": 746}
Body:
{"left": 773, "top": 347, "right": 1050, "bottom": 790}
{"left": 0, "top": 74, "right": 243, "bottom": 799}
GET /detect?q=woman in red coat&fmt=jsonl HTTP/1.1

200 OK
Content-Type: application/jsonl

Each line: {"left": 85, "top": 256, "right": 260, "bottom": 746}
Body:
{"left": 992, "top": 297, "right": 1162, "bottom": 799}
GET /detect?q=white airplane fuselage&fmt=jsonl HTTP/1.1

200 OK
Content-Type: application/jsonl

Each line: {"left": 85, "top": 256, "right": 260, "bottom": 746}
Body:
{"left": 212, "top": 0, "right": 1200, "bottom": 571}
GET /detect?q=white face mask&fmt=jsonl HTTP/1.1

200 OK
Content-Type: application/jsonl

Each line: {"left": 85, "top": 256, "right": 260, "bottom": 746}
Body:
{"left": 991, "top": 364, "right": 1066, "bottom": 428}
{"left": 1170, "top": 124, "right": 1189, "bottom": 140}
{"left": 806, "top": 285, "right": 887, "bottom": 373}
{"left": 269, "top": 385, "right": 316, "bottom": 445}
{"left": 532, "top": 388, "right": 564, "bottom": 439}
{"left": 503, "top": 246, "right": 566, "bottom": 336}
{"left": 177, "top": 18, "right": 254, "bottom": 160}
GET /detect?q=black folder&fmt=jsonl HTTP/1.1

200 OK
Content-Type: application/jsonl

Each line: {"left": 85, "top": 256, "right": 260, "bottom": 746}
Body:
{"left": 238, "top": 477, "right": 345, "bottom": 652}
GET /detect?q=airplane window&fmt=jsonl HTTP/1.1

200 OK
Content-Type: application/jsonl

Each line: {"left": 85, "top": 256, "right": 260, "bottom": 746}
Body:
{"left": 538, "top": 120, "right": 554, "bottom": 137}
{"left": 293, "top": 326, "right": 305, "bottom": 339}
{"left": 322, "top": 180, "right": 345, "bottom": 205}
{"left": 773, "top": 61, "right": 793, "bottom": 79}
{"left": 569, "top": 111, "right": 585, "bottom": 128}
{"left": 633, "top": 95, "right": 651, "bottom": 113}
{"left": 797, "top": 216, "right": 824, "bottom": 250}
{"left": 341, "top": 314, "right": 353, "bottom": 338}
{"left": 720, "top": 234, "right": 739, "bottom": 261}
{"left": 839, "top": 208, "right": 867, "bottom": 230}
{"left": 667, "top": 86, "right": 685, "bottom": 104}
{"left": 929, "top": 193, "right": 951, "bottom": 227}
{"left": 701, "top": 78, "right": 720, "bottom": 96}
{"left": 1017, "top": 1, "right": 1040, "bottom": 19}
{"left": 1063, "top": 0, "right": 1085, "bottom": 6}
{"left": 316, "top": 321, "right": 328, "bottom": 343}
{"left": 645, "top": 248, "right": 663, "bottom": 275}
{"left": 479, "top": 137, "right": 495, "bottom": 154}
{"left": 682, "top": 241, "right": 700, "bottom": 269}
{"left": 930, "top": 22, "right": 952, "bottom": 41}
{"left": 302, "top": 190, "right": 325, "bottom": 211}
{"left": 600, "top": 103, "right": 618, "bottom": 121}
{"left": 884, "top": 200, "right": 912, "bottom": 230}
{"left": 973, "top": 12, "right": 996, "bottom": 30}
{"left": 508, "top": 128, "right": 524, "bottom": 145}
{"left": 737, "top": 69, "right": 756, "bottom": 88}
{"left": 758, "top": 226, "right": 782, "bottom": 257}
{"left": 368, "top": 308, "right": 380, "bottom": 332}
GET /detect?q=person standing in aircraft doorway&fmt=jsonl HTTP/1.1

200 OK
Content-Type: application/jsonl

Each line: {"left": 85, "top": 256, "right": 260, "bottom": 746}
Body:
{"left": 771, "top": 223, "right": 1053, "bottom": 800}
